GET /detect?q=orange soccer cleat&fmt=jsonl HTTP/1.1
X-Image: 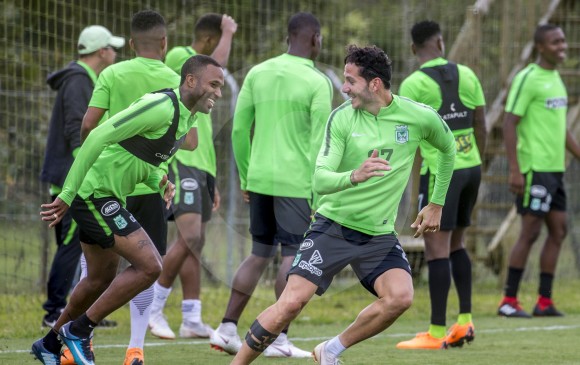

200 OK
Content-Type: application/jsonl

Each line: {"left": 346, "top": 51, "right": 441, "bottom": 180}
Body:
{"left": 444, "top": 322, "right": 475, "bottom": 348}
{"left": 396, "top": 332, "right": 447, "bottom": 350}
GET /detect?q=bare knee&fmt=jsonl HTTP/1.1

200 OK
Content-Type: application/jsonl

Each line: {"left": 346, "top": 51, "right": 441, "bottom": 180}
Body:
{"left": 274, "top": 300, "right": 303, "bottom": 325}
{"left": 381, "top": 288, "right": 413, "bottom": 316}
{"left": 142, "top": 257, "right": 162, "bottom": 283}
{"left": 182, "top": 233, "right": 204, "bottom": 253}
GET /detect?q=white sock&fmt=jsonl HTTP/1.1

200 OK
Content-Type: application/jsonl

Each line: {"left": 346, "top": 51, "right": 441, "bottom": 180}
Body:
{"left": 128, "top": 285, "right": 154, "bottom": 349}
{"left": 182, "top": 299, "right": 201, "bottom": 323}
{"left": 151, "top": 282, "right": 172, "bottom": 313}
{"left": 217, "top": 322, "right": 238, "bottom": 335}
{"left": 325, "top": 336, "right": 346, "bottom": 357}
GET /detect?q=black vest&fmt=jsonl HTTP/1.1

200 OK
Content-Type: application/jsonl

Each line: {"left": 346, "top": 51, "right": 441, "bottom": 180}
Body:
{"left": 118, "top": 89, "right": 186, "bottom": 166}
{"left": 420, "top": 62, "right": 473, "bottom": 131}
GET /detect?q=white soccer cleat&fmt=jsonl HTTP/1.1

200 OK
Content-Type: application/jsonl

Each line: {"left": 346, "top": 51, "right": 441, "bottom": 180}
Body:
{"left": 179, "top": 320, "right": 214, "bottom": 338}
{"left": 313, "top": 341, "right": 341, "bottom": 365}
{"left": 148, "top": 310, "right": 176, "bottom": 339}
{"left": 209, "top": 323, "right": 242, "bottom": 355}
{"left": 264, "top": 333, "right": 312, "bottom": 358}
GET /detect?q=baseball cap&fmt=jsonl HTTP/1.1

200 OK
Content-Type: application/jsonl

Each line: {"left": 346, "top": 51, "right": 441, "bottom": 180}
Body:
{"left": 77, "top": 25, "right": 125, "bottom": 55}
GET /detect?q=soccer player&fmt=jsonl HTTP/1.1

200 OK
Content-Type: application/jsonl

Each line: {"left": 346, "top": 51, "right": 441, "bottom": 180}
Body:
{"left": 31, "top": 55, "right": 224, "bottom": 365}
{"left": 39, "top": 25, "right": 124, "bottom": 330}
{"left": 230, "top": 44, "right": 456, "bottom": 365}
{"left": 79, "top": 10, "right": 181, "bottom": 365}
{"left": 396, "top": 20, "right": 486, "bottom": 349}
{"left": 497, "top": 24, "right": 580, "bottom": 318}
{"left": 208, "top": 12, "right": 332, "bottom": 358}
{"left": 148, "top": 13, "right": 237, "bottom": 340}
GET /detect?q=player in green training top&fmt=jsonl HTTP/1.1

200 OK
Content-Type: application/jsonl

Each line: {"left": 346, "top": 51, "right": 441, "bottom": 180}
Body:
{"left": 148, "top": 13, "right": 237, "bottom": 340}
{"left": 32, "top": 55, "right": 224, "bottom": 365}
{"left": 79, "top": 10, "right": 189, "bottom": 365}
{"left": 498, "top": 24, "right": 580, "bottom": 318}
{"left": 231, "top": 45, "right": 455, "bottom": 365}
{"left": 396, "top": 20, "right": 486, "bottom": 350}
{"left": 209, "top": 12, "right": 332, "bottom": 359}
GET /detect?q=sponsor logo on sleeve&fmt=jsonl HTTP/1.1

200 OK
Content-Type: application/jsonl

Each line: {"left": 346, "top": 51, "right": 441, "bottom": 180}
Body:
{"left": 101, "top": 201, "right": 120, "bottom": 216}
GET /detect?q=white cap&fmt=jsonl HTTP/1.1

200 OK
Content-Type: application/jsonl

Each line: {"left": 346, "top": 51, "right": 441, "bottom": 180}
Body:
{"left": 77, "top": 25, "right": 125, "bottom": 55}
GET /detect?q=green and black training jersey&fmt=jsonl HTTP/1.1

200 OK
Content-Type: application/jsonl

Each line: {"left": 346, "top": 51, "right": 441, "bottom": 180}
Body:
{"left": 315, "top": 95, "right": 456, "bottom": 235}
{"left": 505, "top": 63, "right": 568, "bottom": 173}
{"left": 232, "top": 53, "right": 333, "bottom": 199}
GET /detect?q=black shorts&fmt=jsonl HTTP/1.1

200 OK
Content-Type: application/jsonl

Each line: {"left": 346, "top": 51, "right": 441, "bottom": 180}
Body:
{"left": 516, "top": 171, "right": 566, "bottom": 216}
{"left": 126, "top": 193, "right": 168, "bottom": 255}
{"left": 70, "top": 195, "right": 141, "bottom": 249}
{"left": 288, "top": 213, "right": 412, "bottom": 296}
{"left": 249, "top": 192, "right": 311, "bottom": 258}
{"left": 419, "top": 166, "right": 481, "bottom": 230}
{"left": 167, "top": 160, "right": 215, "bottom": 223}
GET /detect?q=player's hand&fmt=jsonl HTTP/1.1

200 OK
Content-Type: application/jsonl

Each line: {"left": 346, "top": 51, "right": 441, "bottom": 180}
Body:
{"left": 212, "top": 186, "right": 221, "bottom": 212}
{"left": 241, "top": 190, "right": 250, "bottom": 204}
{"left": 351, "top": 149, "right": 391, "bottom": 184}
{"left": 411, "top": 202, "right": 442, "bottom": 238}
{"left": 222, "top": 14, "right": 238, "bottom": 34}
{"left": 40, "top": 197, "right": 70, "bottom": 228}
{"left": 508, "top": 170, "right": 524, "bottom": 195}
{"left": 160, "top": 175, "right": 176, "bottom": 209}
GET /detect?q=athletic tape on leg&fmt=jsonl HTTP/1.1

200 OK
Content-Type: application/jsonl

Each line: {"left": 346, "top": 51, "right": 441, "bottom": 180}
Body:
{"left": 244, "top": 320, "right": 278, "bottom": 352}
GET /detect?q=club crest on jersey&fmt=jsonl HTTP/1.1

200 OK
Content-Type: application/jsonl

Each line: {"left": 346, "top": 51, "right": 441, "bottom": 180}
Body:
{"left": 113, "top": 215, "right": 128, "bottom": 229}
{"left": 184, "top": 192, "right": 194, "bottom": 205}
{"left": 395, "top": 125, "right": 409, "bottom": 144}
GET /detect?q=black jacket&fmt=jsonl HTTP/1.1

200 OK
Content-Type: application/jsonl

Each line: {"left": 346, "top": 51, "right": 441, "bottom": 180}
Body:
{"left": 40, "top": 61, "right": 94, "bottom": 187}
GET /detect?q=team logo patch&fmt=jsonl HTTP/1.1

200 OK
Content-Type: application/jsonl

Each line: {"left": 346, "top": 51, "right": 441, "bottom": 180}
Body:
{"left": 395, "top": 125, "right": 409, "bottom": 144}
{"left": 113, "top": 215, "right": 128, "bottom": 229}
{"left": 101, "top": 201, "right": 120, "bottom": 216}
{"left": 181, "top": 178, "right": 199, "bottom": 191}
{"left": 292, "top": 253, "right": 302, "bottom": 267}
{"left": 299, "top": 239, "right": 314, "bottom": 251}
{"left": 184, "top": 192, "right": 194, "bottom": 205}
{"left": 530, "top": 185, "right": 547, "bottom": 198}
{"left": 308, "top": 250, "right": 323, "bottom": 265}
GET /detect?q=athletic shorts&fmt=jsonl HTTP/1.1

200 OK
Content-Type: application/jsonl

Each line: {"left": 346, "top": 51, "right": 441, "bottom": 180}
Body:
{"left": 516, "top": 171, "right": 566, "bottom": 216}
{"left": 248, "top": 192, "right": 311, "bottom": 258}
{"left": 70, "top": 195, "right": 141, "bottom": 249}
{"left": 288, "top": 213, "right": 412, "bottom": 296}
{"left": 418, "top": 166, "right": 481, "bottom": 230}
{"left": 167, "top": 160, "right": 215, "bottom": 223}
{"left": 126, "top": 193, "right": 168, "bottom": 255}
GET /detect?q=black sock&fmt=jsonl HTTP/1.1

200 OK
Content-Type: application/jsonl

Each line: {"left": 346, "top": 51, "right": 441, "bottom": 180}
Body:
{"left": 539, "top": 272, "right": 554, "bottom": 298}
{"left": 428, "top": 258, "right": 451, "bottom": 326}
{"left": 504, "top": 267, "right": 524, "bottom": 297}
{"left": 43, "top": 329, "right": 62, "bottom": 354}
{"left": 69, "top": 313, "right": 97, "bottom": 338}
{"left": 222, "top": 318, "right": 238, "bottom": 325}
{"left": 450, "top": 249, "right": 472, "bottom": 313}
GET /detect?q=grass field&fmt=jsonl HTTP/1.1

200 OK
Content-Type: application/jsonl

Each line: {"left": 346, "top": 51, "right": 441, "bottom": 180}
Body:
{"left": 1, "top": 279, "right": 580, "bottom": 365}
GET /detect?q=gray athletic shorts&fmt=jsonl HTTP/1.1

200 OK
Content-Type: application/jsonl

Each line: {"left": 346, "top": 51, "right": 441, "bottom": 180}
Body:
{"left": 288, "top": 213, "right": 412, "bottom": 296}
{"left": 249, "top": 192, "right": 311, "bottom": 258}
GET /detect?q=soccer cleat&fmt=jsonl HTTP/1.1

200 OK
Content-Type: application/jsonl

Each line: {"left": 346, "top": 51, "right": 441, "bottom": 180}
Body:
{"left": 396, "top": 332, "right": 447, "bottom": 350}
{"left": 497, "top": 299, "right": 532, "bottom": 318}
{"left": 313, "top": 341, "right": 341, "bottom": 365}
{"left": 179, "top": 320, "right": 214, "bottom": 338}
{"left": 263, "top": 333, "right": 312, "bottom": 358}
{"left": 533, "top": 303, "right": 564, "bottom": 317}
{"left": 149, "top": 310, "right": 176, "bottom": 339}
{"left": 444, "top": 322, "right": 475, "bottom": 348}
{"left": 59, "top": 322, "right": 95, "bottom": 365}
{"left": 60, "top": 348, "right": 75, "bottom": 365}
{"left": 209, "top": 323, "right": 242, "bottom": 355}
{"left": 31, "top": 339, "right": 61, "bottom": 365}
{"left": 123, "top": 347, "right": 144, "bottom": 365}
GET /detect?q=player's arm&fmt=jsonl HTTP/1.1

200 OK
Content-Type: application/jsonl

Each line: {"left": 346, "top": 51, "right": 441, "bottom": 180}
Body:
{"left": 565, "top": 129, "right": 580, "bottom": 160}
{"left": 231, "top": 75, "right": 255, "bottom": 191}
{"left": 180, "top": 127, "right": 198, "bottom": 150}
{"left": 473, "top": 105, "right": 487, "bottom": 158}
{"left": 211, "top": 15, "right": 237, "bottom": 67}
{"left": 503, "top": 112, "right": 523, "bottom": 194}
{"left": 62, "top": 74, "right": 92, "bottom": 156}
{"left": 81, "top": 107, "right": 107, "bottom": 142}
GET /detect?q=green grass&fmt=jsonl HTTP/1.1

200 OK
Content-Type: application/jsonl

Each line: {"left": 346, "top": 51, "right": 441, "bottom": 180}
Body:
{"left": 2, "top": 280, "right": 580, "bottom": 364}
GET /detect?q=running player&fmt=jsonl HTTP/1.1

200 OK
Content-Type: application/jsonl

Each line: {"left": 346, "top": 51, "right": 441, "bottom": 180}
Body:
{"left": 230, "top": 44, "right": 456, "bottom": 365}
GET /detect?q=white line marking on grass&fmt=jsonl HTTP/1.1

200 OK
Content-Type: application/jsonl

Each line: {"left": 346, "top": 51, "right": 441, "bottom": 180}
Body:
{"left": 4, "top": 324, "right": 580, "bottom": 354}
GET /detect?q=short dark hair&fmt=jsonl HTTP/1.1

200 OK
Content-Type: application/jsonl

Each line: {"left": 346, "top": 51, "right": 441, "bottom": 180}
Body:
{"left": 344, "top": 45, "right": 392, "bottom": 89}
{"left": 194, "top": 13, "right": 222, "bottom": 39}
{"left": 180, "top": 54, "right": 222, "bottom": 85}
{"left": 131, "top": 10, "right": 166, "bottom": 34}
{"left": 411, "top": 20, "right": 441, "bottom": 46}
{"left": 534, "top": 23, "right": 561, "bottom": 44}
{"left": 288, "top": 12, "right": 320, "bottom": 36}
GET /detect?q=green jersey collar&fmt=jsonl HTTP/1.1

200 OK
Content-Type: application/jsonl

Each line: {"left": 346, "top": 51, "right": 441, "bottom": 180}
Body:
{"left": 419, "top": 57, "right": 448, "bottom": 69}
{"left": 76, "top": 60, "right": 98, "bottom": 84}
{"left": 361, "top": 93, "right": 400, "bottom": 118}
{"left": 281, "top": 53, "right": 315, "bottom": 66}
